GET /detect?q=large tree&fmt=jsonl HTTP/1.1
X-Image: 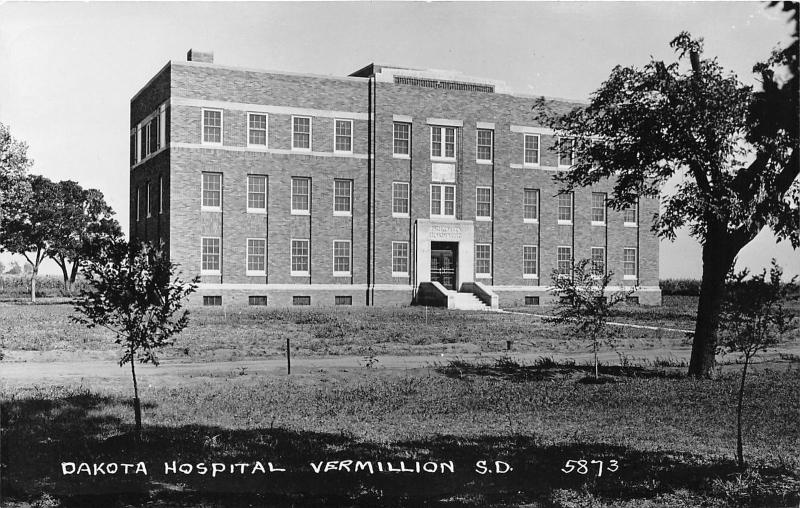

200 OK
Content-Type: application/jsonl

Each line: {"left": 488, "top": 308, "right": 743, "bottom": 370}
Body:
{"left": 0, "top": 122, "right": 33, "bottom": 241}
{"left": 536, "top": 11, "right": 799, "bottom": 378}
{"left": 47, "top": 180, "right": 122, "bottom": 293}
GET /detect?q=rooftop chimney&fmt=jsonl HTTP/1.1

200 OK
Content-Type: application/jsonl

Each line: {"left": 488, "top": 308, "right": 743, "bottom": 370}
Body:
{"left": 187, "top": 49, "right": 214, "bottom": 64}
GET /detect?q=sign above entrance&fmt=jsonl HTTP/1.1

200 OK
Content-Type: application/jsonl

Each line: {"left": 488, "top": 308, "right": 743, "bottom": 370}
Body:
{"left": 430, "top": 224, "right": 463, "bottom": 241}
{"left": 431, "top": 163, "right": 456, "bottom": 183}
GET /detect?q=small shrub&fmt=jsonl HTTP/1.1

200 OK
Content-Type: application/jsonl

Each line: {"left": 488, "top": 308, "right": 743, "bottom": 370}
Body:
{"left": 660, "top": 278, "right": 702, "bottom": 296}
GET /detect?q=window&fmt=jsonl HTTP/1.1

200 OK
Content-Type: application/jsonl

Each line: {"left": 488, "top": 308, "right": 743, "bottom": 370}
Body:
{"left": 524, "top": 189, "right": 539, "bottom": 222}
{"left": 292, "top": 116, "right": 311, "bottom": 150}
{"left": 202, "top": 109, "right": 222, "bottom": 144}
{"left": 392, "top": 182, "right": 409, "bottom": 217}
{"left": 525, "top": 296, "right": 540, "bottom": 306}
{"left": 475, "top": 244, "right": 491, "bottom": 278}
{"left": 130, "top": 129, "right": 137, "bottom": 166}
{"left": 591, "top": 192, "right": 606, "bottom": 224}
{"left": 430, "top": 184, "right": 456, "bottom": 218}
{"left": 430, "top": 126, "right": 456, "bottom": 160}
{"left": 247, "top": 175, "right": 267, "bottom": 212}
{"left": 334, "top": 119, "right": 352, "bottom": 153}
{"left": 246, "top": 238, "right": 266, "bottom": 275}
{"left": 201, "top": 173, "right": 222, "bottom": 210}
{"left": 624, "top": 201, "right": 638, "bottom": 226}
{"left": 624, "top": 248, "right": 637, "bottom": 279}
{"left": 291, "top": 239, "right": 310, "bottom": 276}
{"left": 293, "top": 296, "right": 311, "bottom": 306}
{"left": 524, "top": 134, "right": 540, "bottom": 166}
{"left": 557, "top": 246, "right": 573, "bottom": 277}
{"left": 146, "top": 182, "right": 152, "bottom": 218}
{"left": 523, "top": 245, "right": 538, "bottom": 278}
{"left": 159, "top": 176, "right": 164, "bottom": 214}
{"left": 201, "top": 237, "right": 221, "bottom": 274}
{"left": 291, "top": 177, "right": 310, "bottom": 214}
{"left": 476, "top": 187, "right": 492, "bottom": 220}
{"left": 203, "top": 296, "right": 222, "bottom": 306}
{"left": 145, "top": 116, "right": 159, "bottom": 156}
{"left": 393, "top": 122, "right": 410, "bottom": 156}
{"left": 136, "top": 187, "right": 140, "bottom": 221}
{"left": 335, "top": 296, "right": 352, "bottom": 306}
{"left": 557, "top": 192, "right": 573, "bottom": 224}
{"left": 333, "top": 179, "right": 352, "bottom": 215}
{"left": 392, "top": 241, "right": 409, "bottom": 276}
{"left": 591, "top": 247, "right": 606, "bottom": 276}
{"left": 558, "top": 137, "right": 576, "bottom": 167}
{"left": 249, "top": 296, "right": 268, "bottom": 306}
{"left": 248, "top": 113, "right": 268, "bottom": 147}
{"left": 477, "top": 129, "right": 493, "bottom": 162}
{"left": 332, "top": 240, "right": 351, "bottom": 276}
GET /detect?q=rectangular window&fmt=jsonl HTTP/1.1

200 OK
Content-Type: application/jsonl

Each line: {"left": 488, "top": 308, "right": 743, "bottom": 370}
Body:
{"left": 557, "top": 246, "right": 572, "bottom": 277}
{"left": 591, "top": 247, "right": 606, "bottom": 276}
{"left": 130, "top": 129, "right": 137, "bottom": 166}
{"left": 201, "top": 237, "right": 221, "bottom": 274}
{"left": 476, "top": 129, "right": 493, "bottom": 162}
{"left": 334, "top": 119, "right": 353, "bottom": 153}
{"left": 144, "top": 121, "right": 151, "bottom": 158}
{"left": 335, "top": 296, "right": 352, "bottom": 306}
{"left": 525, "top": 296, "right": 540, "bottom": 306}
{"left": 524, "top": 189, "right": 539, "bottom": 222}
{"left": 246, "top": 238, "right": 266, "bottom": 275}
{"left": 624, "top": 201, "right": 638, "bottom": 226}
{"left": 393, "top": 122, "right": 410, "bottom": 156}
{"left": 248, "top": 113, "right": 268, "bottom": 147}
{"left": 524, "top": 134, "right": 540, "bottom": 165}
{"left": 159, "top": 176, "right": 164, "bottom": 214}
{"left": 476, "top": 187, "right": 492, "bottom": 220}
{"left": 558, "top": 137, "right": 576, "bottom": 167}
{"left": 202, "top": 109, "right": 222, "bottom": 144}
{"left": 475, "top": 244, "right": 491, "bottom": 278}
{"left": 139, "top": 125, "right": 147, "bottom": 159}
{"left": 557, "top": 192, "right": 573, "bottom": 224}
{"left": 333, "top": 179, "right": 352, "bottom": 215}
{"left": 146, "top": 182, "right": 151, "bottom": 217}
{"left": 136, "top": 187, "right": 140, "bottom": 221}
{"left": 293, "top": 296, "right": 311, "bottom": 306}
{"left": 430, "top": 184, "right": 456, "bottom": 218}
{"left": 291, "top": 239, "right": 310, "bottom": 276}
{"left": 203, "top": 296, "right": 222, "bottom": 306}
{"left": 292, "top": 116, "right": 311, "bottom": 150}
{"left": 332, "top": 240, "right": 351, "bottom": 276}
{"left": 624, "top": 248, "right": 637, "bottom": 279}
{"left": 247, "top": 175, "right": 267, "bottom": 212}
{"left": 591, "top": 192, "right": 607, "bottom": 224}
{"left": 147, "top": 116, "right": 159, "bottom": 155}
{"left": 392, "top": 182, "right": 409, "bottom": 216}
{"left": 392, "top": 241, "right": 409, "bottom": 276}
{"left": 430, "top": 126, "right": 456, "bottom": 160}
{"left": 291, "top": 177, "right": 310, "bottom": 214}
{"left": 201, "top": 173, "right": 222, "bottom": 210}
{"left": 249, "top": 296, "right": 268, "bottom": 306}
{"left": 523, "top": 245, "right": 538, "bottom": 278}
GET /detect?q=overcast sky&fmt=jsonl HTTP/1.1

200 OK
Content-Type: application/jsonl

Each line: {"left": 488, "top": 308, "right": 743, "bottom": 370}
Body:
{"left": 0, "top": 1, "right": 797, "bottom": 278}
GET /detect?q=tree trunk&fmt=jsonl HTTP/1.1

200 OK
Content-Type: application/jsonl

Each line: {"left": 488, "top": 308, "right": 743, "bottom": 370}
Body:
{"left": 69, "top": 259, "right": 80, "bottom": 293}
{"left": 56, "top": 258, "right": 69, "bottom": 292}
{"left": 594, "top": 338, "right": 599, "bottom": 379}
{"left": 131, "top": 360, "right": 142, "bottom": 441}
{"left": 30, "top": 267, "right": 37, "bottom": 303}
{"left": 736, "top": 357, "right": 749, "bottom": 470}
{"left": 688, "top": 237, "right": 738, "bottom": 378}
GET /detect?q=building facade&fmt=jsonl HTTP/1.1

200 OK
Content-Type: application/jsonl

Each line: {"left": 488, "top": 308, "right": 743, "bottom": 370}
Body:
{"left": 130, "top": 49, "right": 661, "bottom": 307}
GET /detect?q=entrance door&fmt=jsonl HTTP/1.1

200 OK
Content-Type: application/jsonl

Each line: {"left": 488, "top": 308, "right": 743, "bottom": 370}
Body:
{"left": 430, "top": 242, "right": 458, "bottom": 290}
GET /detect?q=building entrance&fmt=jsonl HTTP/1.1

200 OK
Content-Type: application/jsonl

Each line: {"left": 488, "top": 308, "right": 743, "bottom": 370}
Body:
{"left": 430, "top": 242, "right": 458, "bottom": 290}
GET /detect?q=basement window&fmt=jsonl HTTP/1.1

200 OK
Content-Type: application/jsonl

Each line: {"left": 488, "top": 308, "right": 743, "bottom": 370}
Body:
{"left": 293, "top": 296, "right": 311, "bottom": 306}
{"left": 524, "top": 296, "right": 540, "bottom": 306}
{"left": 335, "top": 296, "right": 352, "bottom": 306}
{"left": 203, "top": 296, "right": 222, "bottom": 306}
{"left": 249, "top": 296, "right": 268, "bottom": 306}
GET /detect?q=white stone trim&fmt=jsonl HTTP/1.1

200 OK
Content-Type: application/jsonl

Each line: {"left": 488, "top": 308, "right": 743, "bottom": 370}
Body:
{"left": 476, "top": 121, "right": 495, "bottom": 129}
{"left": 172, "top": 97, "right": 368, "bottom": 120}
{"left": 510, "top": 125, "right": 554, "bottom": 135}
{"left": 171, "top": 142, "right": 368, "bottom": 159}
{"left": 510, "top": 163, "right": 563, "bottom": 171}
{"left": 196, "top": 283, "right": 414, "bottom": 291}
{"left": 393, "top": 114, "right": 413, "bottom": 123}
{"left": 426, "top": 117, "right": 463, "bottom": 127}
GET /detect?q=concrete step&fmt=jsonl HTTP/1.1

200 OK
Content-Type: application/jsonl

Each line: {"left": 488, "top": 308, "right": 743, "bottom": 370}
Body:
{"left": 452, "top": 292, "right": 490, "bottom": 311}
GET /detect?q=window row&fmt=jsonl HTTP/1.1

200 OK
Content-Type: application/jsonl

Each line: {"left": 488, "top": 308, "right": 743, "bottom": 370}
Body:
{"left": 201, "top": 110, "right": 355, "bottom": 154}
{"left": 202, "top": 295, "right": 354, "bottom": 307}
{"left": 132, "top": 103, "right": 167, "bottom": 166}
{"left": 474, "top": 245, "right": 638, "bottom": 279}
{"left": 200, "top": 238, "right": 354, "bottom": 277}
{"left": 135, "top": 177, "right": 166, "bottom": 221}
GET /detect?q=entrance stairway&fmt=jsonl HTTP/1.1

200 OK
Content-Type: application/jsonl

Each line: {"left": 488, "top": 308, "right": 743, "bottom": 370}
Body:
{"left": 452, "top": 291, "right": 491, "bottom": 311}
{"left": 415, "top": 281, "right": 500, "bottom": 311}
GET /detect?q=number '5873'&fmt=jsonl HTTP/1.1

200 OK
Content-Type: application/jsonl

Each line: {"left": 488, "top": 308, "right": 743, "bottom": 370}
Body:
{"left": 561, "top": 459, "right": 618, "bottom": 477}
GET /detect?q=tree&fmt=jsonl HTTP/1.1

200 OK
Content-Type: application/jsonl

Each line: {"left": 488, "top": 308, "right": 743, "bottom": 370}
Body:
{"left": 47, "top": 180, "right": 122, "bottom": 293}
{"left": 72, "top": 241, "right": 198, "bottom": 439}
{"left": 0, "top": 122, "right": 33, "bottom": 244}
{"left": 535, "top": 14, "right": 799, "bottom": 377}
{"left": 1, "top": 175, "right": 60, "bottom": 302}
{"left": 717, "top": 260, "right": 798, "bottom": 470}
{"left": 548, "top": 259, "right": 635, "bottom": 380}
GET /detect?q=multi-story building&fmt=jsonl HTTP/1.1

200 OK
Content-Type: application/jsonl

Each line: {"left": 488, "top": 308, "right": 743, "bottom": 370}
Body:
{"left": 130, "top": 49, "right": 661, "bottom": 308}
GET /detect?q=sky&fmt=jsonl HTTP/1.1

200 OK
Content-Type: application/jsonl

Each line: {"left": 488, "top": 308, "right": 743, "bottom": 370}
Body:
{"left": 0, "top": 1, "right": 797, "bottom": 278}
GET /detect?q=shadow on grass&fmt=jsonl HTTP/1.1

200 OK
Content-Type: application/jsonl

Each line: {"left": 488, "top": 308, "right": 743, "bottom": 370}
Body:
{"left": 1, "top": 391, "right": 796, "bottom": 507}
{"left": 435, "top": 357, "right": 685, "bottom": 383}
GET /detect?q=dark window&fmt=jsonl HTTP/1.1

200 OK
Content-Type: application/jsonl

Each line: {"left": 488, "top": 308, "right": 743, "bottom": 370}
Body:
{"left": 335, "top": 295, "right": 352, "bottom": 306}
{"left": 524, "top": 296, "right": 540, "bottom": 306}
{"left": 293, "top": 296, "right": 311, "bottom": 306}
{"left": 249, "top": 296, "right": 268, "bottom": 306}
{"left": 203, "top": 296, "right": 222, "bottom": 306}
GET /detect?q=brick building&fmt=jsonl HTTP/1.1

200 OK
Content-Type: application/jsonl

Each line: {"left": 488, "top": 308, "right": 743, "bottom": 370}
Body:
{"left": 130, "top": 49, "right": 661, "bottom": 308}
